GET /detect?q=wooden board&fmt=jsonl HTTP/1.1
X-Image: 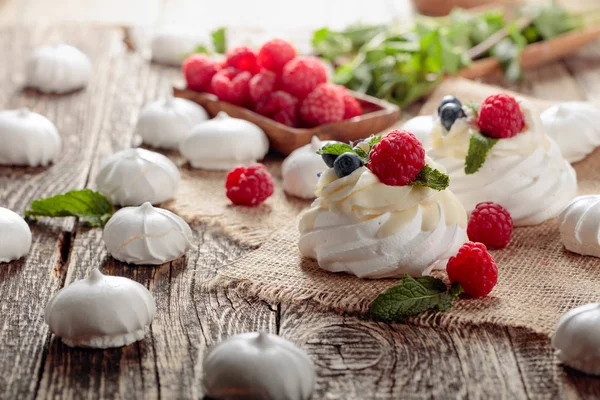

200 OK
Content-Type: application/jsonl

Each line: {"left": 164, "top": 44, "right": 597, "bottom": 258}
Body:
{"left": 1, "top": 24, "right": 600, "bottom": 400}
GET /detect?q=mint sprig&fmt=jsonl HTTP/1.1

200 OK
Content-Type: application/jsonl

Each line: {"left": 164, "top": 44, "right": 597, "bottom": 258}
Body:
{"left": 25, "top": 189, "right": 114, "bottom": 227}
{"left": 316, "top": 142, "right": 353, "bottom": 157}
{"left": 211, "top": 27, "right": 227, "bottom": 54}
{"left": 410, "top": 165, "right": 449, "bottom": 191}
{"left": 465, "top": 131, "right": 498, "bottom": 175}
{"left": 370, "top": 275, "right": 463, "bottom": 320}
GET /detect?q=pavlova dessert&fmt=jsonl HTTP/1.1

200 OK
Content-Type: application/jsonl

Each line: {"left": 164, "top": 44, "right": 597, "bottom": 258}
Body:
{"left": 298, "top": 130, "right": 468, "bottom": 279}
{"left": 428, "top": 94, "right": 577, "bottom": 226}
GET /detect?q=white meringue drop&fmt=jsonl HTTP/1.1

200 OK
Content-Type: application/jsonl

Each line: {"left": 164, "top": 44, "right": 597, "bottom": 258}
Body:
{"left": 552, "top": 303, "right": 600, "bottom": 375}
{"left": 0, "top": 207, "right": 32, "bottom": 263}
{"left": 45, "top": 269, "right": 156, "bottom": 348}
{"left": 136, "top": 96, "right": 208, "bottom": 149}
{"left": 151, "top": 27, "right": 203, "bottom": 66}
{"left": 203, "top": 332, "right": 316, "bottom": 400}
{"left": 95, "top": 148, "right": 180, "bottom": 206}
{"left": 0, "top": 108, "right": 61, "bottom": 167}
{"left": 180, "top": 111, "right": 269, "bottom": 170}
{"left": 558, "top": 195, "right": 600, "bottom": 258}
{"left": 401, "top": 115, "right": 433, "bottom": 148}
{"left": 25, "top": 44, "right": 92, "bottom": 94}
{"left": 282, "top": 136, "right": 331, "bottom": 199}
{"left": 541, "top": 102, "right": 600, "bottom": 163}
{"left": 103, "top": 202, "right": 193, "bottom": 265}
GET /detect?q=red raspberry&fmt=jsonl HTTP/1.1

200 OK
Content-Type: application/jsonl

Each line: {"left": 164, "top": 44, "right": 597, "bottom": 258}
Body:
{"left": 255, "top": 91, "right": 298, "bottom": 127}
{"left": 281, "top": 56, "right": 327, "bottom": 99}
{"left": 367, "top": 130, "right": 425, "bottom": 186}
{"left": 249, "top": 70, "right": 277, "bottom": 104}
{"left": 211, "top": 68, "right": 252, "bottom": 106}
{"left": 467, "top": 202, "right": 513, "bottom": 249}
{"left": 182, "top": 54, "right": 220, "bottom": 92}
{"left": 299, "top": 83, "right": 344, "bottom": 126}
{"left": 446, "top": 241, "right": 498, "bottom": 298}
{"left": 225, "top": 46, "right": 259, "bottom": 74}
{"left": 477, "top": 94, "right": 525, "bottom": 138}
{"left": 342, "top": 92, "right": 362, "bottom": 119}
{"left": 258, "top": 39, "right": 296, "bottom": 73}
{"left": 225, "top": 164, "right": 274, "bottom": 206}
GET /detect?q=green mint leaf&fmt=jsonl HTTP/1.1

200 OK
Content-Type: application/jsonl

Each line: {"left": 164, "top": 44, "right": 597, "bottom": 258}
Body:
{"left": 465, "top": 131, "right": 498, "bottom": 175}
{"left": 25, "top": 189, "right": 114, "bottom": 227}
{"left": 370, "top": 275, "right": 461, "bottom": 320}
{"left": 211, "top": 27, "right": 227, "bottom": 54}
{"left": 352, "top": 147, "right": 369, "bottom": 163}
{"left": 191, "top": 45, "right": 209, "bottom": 55}
{"left": 367, "top": 135, "right": 382, "bottom": 147}
{"left": 316, "top": 143, "right": 353, "bottom": 156}
{"left": 409, "top": 165, "right": 449, "bottom": 191}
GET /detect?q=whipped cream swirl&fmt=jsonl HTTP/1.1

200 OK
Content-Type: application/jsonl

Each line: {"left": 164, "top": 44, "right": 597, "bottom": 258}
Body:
{"left": 298, "top": 161, "right": 467, "bottom": 279}
{"left": 428, "top": 99, "right": 577, "bottom": 226}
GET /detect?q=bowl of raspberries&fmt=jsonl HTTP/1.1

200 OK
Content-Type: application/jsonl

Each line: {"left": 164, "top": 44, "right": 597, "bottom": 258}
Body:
{"left": 175, "top": 39, "right": 400, "bottom": 155}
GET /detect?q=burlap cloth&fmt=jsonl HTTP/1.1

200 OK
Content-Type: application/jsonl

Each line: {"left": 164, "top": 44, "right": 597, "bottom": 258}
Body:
{"left": 164, "top": 78, "right": 600, "bottom": 336}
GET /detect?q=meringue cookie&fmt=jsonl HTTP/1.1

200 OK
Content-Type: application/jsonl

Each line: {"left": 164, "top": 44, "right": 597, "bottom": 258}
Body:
{"left": 136, "top": 97, "right": 208, "bottom": 149}
{"left": 0, "top": 207, "right": 32, "bottom": 263}
{"left": 45, "top": 269, "right": 156, "bottom": 348}
{"left": 103, "top": 202, "right": 193, "bottom": 265}
{"left": 180, "top": 112, "right": 269, "bottom": 170}
{"left": 95, "top": 148, "right": 180, "bottom": 206}
{"left": 282, "top": 136, "right": 331, "bottom": 199}
{"left": 401, "top": 115, "right": 433, "bottom": 148}
{"left": 0, "top": 108, "right": 61, "bottom": 167}
{"left": 25, "top": 44, "right": 92, "bottom": 94}
{"left": 151, "top": 27, "right": 203, "bottom": 66}
{"left": 299, "top": 159, "right": 468, "bottom": 279}
{"left": 428, "top": 98, "right": 577, "bottom": 226}
{"left": 552, "top": 303, "right": 600, "bottom": 375}
{"left": 557, "top": 195, "right": 600, "bottom": 258}
{"left": 203, "top": 332, "right": 316, "bottom": 400}
{"left": 541, "top": 102, "right": 600, "bottom": 163}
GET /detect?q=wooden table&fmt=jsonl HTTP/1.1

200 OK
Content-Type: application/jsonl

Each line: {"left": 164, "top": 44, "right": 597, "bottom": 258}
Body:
{"left": 2, "top": 17, "right": 600, "bottom": 400}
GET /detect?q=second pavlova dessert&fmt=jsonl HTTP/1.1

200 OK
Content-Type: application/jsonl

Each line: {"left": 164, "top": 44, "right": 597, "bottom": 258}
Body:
{"left": 299, "top": 131, "right": 468, "bottom": 279}
{"left": 428, "top": 94, "right": 577, "bottom": 226}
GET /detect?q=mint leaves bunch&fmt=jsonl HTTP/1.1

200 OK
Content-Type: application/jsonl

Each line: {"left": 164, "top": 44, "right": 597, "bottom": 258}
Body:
{"left": 317, "top": 136, "right": 449, "bottom": 191}
{"left": 370, "top": 275, "right": 463, "bottom": 320}
{"left": 25, "top": 189, "right": 114, "bottom": 227}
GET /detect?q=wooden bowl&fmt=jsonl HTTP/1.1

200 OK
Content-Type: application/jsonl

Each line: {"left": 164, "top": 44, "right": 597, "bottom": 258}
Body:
{"left": 173, "top": 87, "right": 400, "bottom": 155}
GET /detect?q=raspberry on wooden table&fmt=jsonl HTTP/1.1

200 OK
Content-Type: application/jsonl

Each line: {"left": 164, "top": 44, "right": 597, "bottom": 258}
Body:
{"left": 446, "top": 241, "right": 498, "bottom": 298}
{"left": 281, "top": 56, "right": 328, "bottom": 99}
{"left": 249, "top": 70, "right": 277, "bottom": 104}
{"left": 182, "top": 54, "right": 220, "bottom": 92}
{"left": 299, "top": 83, "right": 344, "bottom": 126}
{"left": 211, "top": 67, "right": 252, "bottom": 106}
{"left": 258, "top": 39, "right": 296, "bottom": 73}
{"left": 255, "top": 91, "right": 299, "bottom": 127}
{"left": 467, "top": 202, "right": 513, "bottom": 249}
{"left": 225, "top": 164, "right": 274, "bottom": 206}
{"left": 367, "top": 130, "right": 425, "bottom": 186}
{"left": 477, "top": 93, "right": 525, "bottom": 139}
{"left": 225, "top": 46, "right": 259, "bottom": 74}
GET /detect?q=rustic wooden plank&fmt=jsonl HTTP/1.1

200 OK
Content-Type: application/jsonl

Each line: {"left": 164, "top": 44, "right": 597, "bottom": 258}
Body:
{"left": 279, "top": 302, "right": 532, "bottom": 399}
{"left": 35, "top": 35, "right": 278, "bottom": 399}
{"left": 0, "top": 26, "right": 124, "bottom": 399}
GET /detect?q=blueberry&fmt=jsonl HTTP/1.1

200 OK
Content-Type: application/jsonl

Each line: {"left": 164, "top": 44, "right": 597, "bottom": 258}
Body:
{"left": 334, "top": 152, "right": 363, "bottom": 178}
{"left": 439, "top": 103, "right": 466, "bottom": 131}
{"left": 322, "top": 154, "right": 338, "bottom": 168}
{"left": 438, "top": 95, "right": 462, "bottom": 116}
